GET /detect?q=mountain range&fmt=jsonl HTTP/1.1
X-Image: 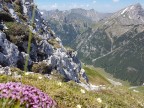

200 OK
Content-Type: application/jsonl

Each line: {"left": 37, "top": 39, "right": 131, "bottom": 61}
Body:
{"left": 41, "top": 3, "right": 144, "bottom": 85}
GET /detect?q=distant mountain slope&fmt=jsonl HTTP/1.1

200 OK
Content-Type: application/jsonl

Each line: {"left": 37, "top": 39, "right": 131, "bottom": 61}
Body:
{"left": 76, "top": 3, "right": 144, "bottom": 85}
{"left": 42, "top": 4, "right": 144, "bottom": 85}
{"left": 95, "top": 31, "right": 144, "bottom": 85}
{"left": 41, "top": 8, "right": 111, "bottom": 46}
{"left": 41, "top": 8, "right": 111, "bottom": 22}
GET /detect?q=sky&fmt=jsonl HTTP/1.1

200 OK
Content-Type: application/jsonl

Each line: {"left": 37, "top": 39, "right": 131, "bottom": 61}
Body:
{"left": 34, "top": 0, "right": 144, "bottom": 13}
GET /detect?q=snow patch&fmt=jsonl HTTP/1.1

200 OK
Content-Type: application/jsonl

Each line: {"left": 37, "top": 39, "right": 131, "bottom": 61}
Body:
{"left": 121, "top": 8, "right": 128, "bottom": 15}
{"left": 129, "top": 15, "right": 132, "bottom": 19}
{"left": 130, "top": 6, "right": 134, "bottom": 10}
{"left": 123, "top": 15, "right": 126, "bottom": 17}
{"left": 40, "top": 12, "right": 44, "bottom": 15}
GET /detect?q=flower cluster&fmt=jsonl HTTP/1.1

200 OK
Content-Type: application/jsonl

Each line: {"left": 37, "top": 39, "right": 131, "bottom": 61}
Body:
{"left": 80, "top": 89, "right": 85, "bottom": 94}
{"left": 0, "top": 82, "right": 56, "bottom": 108}
{"left": 96, "top": 98, "right": 102, "bottom": 103}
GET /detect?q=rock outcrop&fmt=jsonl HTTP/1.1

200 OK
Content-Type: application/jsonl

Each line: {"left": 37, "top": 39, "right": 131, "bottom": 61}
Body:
{"left": 0, "top": 0, "right": 88, "bottom": 83}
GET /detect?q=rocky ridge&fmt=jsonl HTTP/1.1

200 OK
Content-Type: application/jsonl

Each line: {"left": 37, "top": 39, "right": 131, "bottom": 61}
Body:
{"left": 0, "top": 0, "right": 88, "bottom": 83}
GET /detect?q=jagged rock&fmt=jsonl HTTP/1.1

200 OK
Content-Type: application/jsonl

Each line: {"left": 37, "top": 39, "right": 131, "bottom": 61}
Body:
{"left": 0, "top": 66, "right": 11, "bottom": 75}
{"left": 50, "top": 49, "right": 82, "bottom": 82}
{"left": 80, "top": 69, "right": 89, "bottom": 83}
{"left": 20, "top": 52, "right": 33, "bottom": 67}
{"left": 0, "top": 0, "right": 88, "bottom": 83}
{"left": 37, "top": 40, "right": 53, "bottom": 60}
{"left": 0, "top": 32, "right": 19, "bottom": 66}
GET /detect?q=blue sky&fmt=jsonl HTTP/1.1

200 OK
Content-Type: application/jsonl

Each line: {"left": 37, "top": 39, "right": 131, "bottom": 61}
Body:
{"left": 34, "top": 0, "right": 144, "bottom": 12}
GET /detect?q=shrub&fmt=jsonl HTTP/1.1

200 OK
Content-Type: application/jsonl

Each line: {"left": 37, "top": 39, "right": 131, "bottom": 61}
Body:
{"left": 3, "top": 5, "right": 9, "bottom": 12}
{"left": 5, "top": 22, "right": 30, "bottom": 44}
{"left": 13, "top": 0, "right": 23, "bottom": 14}
{"left": 38, "top": 28, "right": 44, "bottom": 35}
{"left": 11, "top": 67, "right": 24, "bottom": 75}
{"left": 51, "top": 70, "right": 67, "bottom": 82}
{"left": 0, "top": 11, "right": 14, "bottom": 21}
{"left": 32, "top": 62, "right": 52, "bottom": 74}
{"left": 48, "top": 39, "right": 61, "bottom": 49}
{"left": 4, "top": 0, "right": 12, "bottom": 3}
{"left": 16, "top": 12, "right": 28, "bottom": 21}
{"left": 65, "top": 46, "right": 75, "bottom": 52}
{"left": 0, "top": 82, "right": 56, "bottom": 108}
{"left": 34, "top": 35, "right": 43, "bottom": 42}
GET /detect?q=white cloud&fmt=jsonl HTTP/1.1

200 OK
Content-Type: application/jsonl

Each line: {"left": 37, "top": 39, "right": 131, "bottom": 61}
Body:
{"left": 93, "top": 0, "right": 96, "bottom": 4}
{"left": 112, "top": 0, "right": 120, "bottom": 2}
{"left": 86, "top": 4, "right": 90, "bottom": 7}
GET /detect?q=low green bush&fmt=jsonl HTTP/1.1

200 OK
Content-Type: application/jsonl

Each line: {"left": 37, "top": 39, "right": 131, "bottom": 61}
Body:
{"left": 4, "top": 0, "right": 12, "bottom": 3}
{"left": 13, "top": 0, "right": 23, "bottom": 14}
{"left": 32, "top": 62, "right": 52, "bottom": 74}
{"left": 3, "top": 5, "right": 9, "bottom": 12}
{"left": 0, "top": 11, "right": 14, "bottom": 21}
{"left": 5, "top": 22, "right": 30, "bottom": 44}
{"left": 48, "top": 39, "right": 61, "bottom": 49}
{"left": 16, "top": 12, "right": 28, "bottom": 21}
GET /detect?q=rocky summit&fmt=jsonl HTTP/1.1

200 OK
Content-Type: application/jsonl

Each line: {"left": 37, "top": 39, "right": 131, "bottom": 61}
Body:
{"left": 0, "top": 0, "right": 88, "bottom": 83}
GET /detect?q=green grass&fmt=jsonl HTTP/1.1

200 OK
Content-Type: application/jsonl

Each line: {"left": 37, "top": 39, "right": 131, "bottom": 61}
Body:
{"left": 0, "top": 72, "right": 144, "bottom": 108}
{"left": 83, "top": 65, "right": 111, "bottom": 85}
{"left": 90, "top": 67, "right": 131, "bottom": 86}
{"left": 0, "top": 74, "right": 99, "bottom": 108}
{"left": 133, "top": 86, "right": 144, "bottom": 93}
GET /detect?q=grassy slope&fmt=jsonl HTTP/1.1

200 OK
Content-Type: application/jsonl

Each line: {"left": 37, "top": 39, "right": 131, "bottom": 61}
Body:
{"left": 136, "top": 87, "right": 144, "bottom": 93}
{"left": 0, "top": 69, "right": 144, "bottom": 108}
{"left": 83, "top": 65, "right": 111, "bottom": 85}
{"left": 94, "top": 67, "right": 131, "bottom": 86}
{"left": 131, "top": 86, "right": 144, "bottom": 93}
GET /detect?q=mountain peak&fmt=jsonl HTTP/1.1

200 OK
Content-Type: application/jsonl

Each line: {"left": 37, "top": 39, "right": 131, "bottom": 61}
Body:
{"left": 133, "top": 3, "right": 142, "bottom": 8}
{"left": 113, "top": 3, "right": 144, "bottom": 22}
{"left": 129, "top": 3, "right": 143, "bottom": 11}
